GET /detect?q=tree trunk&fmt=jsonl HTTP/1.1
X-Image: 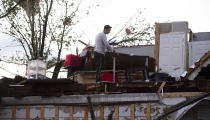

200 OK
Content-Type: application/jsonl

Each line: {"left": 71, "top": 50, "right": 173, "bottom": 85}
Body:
{"left": 52, "top": 60, "right": 64, "bottom": 79}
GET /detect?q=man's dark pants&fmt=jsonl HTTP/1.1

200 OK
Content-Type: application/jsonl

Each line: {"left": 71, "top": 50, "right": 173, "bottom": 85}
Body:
{"left": 94, "top": 52, "right": 104, "bottom": 82}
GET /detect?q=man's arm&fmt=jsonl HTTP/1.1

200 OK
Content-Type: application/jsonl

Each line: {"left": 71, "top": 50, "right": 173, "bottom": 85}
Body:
{"left": 102, "top": 36, "right": 113, "bottom": 51}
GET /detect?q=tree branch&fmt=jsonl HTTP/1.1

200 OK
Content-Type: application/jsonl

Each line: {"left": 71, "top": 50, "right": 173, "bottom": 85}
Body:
{"left": 40, "top": 0, "right": 53, "bottom": 57}
{"left": 0, "top": 0, "right": 24, "bottom": 19}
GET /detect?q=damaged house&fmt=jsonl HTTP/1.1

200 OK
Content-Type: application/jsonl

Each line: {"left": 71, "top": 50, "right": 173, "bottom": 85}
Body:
{"left": 0, "top": 21, "right": 210, "bottom": 120}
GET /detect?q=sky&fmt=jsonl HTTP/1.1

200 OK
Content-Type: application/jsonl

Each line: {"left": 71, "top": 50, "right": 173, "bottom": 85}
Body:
{"left": 0, "top": 0, "right": 210, "bottom": 78}
{"left": 77, "top": 0, "right": 210, "bottom": 45}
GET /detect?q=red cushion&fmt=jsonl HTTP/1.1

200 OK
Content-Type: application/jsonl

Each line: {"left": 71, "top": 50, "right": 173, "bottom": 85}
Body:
{"left": 64, "top": 54, "right": 81, "bottom": 68}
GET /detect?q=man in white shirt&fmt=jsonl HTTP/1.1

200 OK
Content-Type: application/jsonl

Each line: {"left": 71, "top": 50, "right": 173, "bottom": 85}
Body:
{"left": 94, "top": 25, "right": 113, "bottom": 83}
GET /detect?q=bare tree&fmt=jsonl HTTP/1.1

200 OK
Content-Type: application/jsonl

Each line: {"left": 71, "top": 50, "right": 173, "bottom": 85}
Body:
{"left": 0, "top": 0, "right": 23, "bottom": 19}
{"left": 109, "top": 11, "right": 154, "bottom": 47}
{"left": 0, "top": 0, "right": 103, "bottom": 78}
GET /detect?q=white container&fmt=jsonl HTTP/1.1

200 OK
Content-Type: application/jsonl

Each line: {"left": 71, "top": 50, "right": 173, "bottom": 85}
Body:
{"left": 27, "top": 60, "right": 47, "bottom": 79}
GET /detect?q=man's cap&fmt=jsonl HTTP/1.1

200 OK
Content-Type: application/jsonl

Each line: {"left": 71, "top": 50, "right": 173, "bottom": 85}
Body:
{"left": 104, "top": 25, "right": 112, "bottom": 29}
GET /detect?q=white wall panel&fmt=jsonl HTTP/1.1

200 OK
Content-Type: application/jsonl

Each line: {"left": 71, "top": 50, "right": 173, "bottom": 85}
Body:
{"left": 159, "top": 32, "right": 187, "bottom": 77}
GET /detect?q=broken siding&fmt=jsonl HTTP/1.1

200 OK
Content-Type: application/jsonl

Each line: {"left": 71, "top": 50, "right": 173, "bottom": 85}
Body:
{"left": 0, "top": 92, "right": 205, "bottom": 120}
{"left": 188, "top": 32, "right": 210, "bottom": 67}
{"left": 189, "top": 40, "right": 210, "bottom": 66}
{"left": 0, "top": 104, "right": 167, "bottom": 120}
{"left": 184, "top": 51, "right": 210, "bottom": 80}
